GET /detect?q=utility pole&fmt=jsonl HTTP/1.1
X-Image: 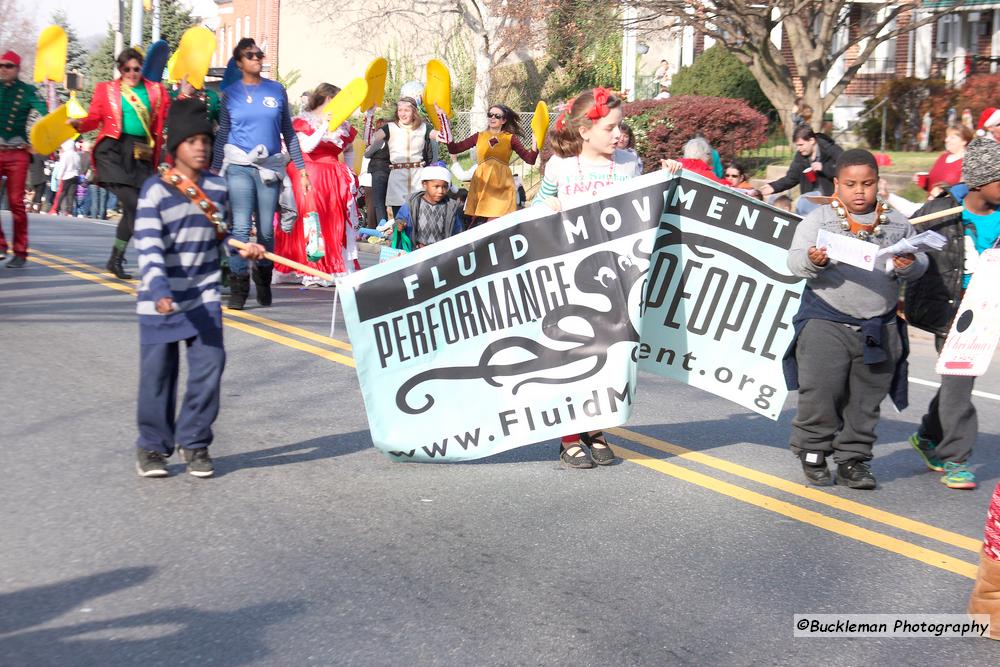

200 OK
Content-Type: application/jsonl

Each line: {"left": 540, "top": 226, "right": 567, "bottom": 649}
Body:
{"left": 621, "top": 5, "right": 637, "bottom": 101}
{"left": 130, "top": 0, "right": 144, "bottom": 49}
{"left": 151, "top": 0, "right": 161, "bottom": 43}
{"left": 113, "top": 0, "right": 125, "bottom": 77}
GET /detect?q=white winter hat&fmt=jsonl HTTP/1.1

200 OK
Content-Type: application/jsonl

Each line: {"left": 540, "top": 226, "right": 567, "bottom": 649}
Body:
{"left": 420, "top": 165, "right": 452, "bottom": 184}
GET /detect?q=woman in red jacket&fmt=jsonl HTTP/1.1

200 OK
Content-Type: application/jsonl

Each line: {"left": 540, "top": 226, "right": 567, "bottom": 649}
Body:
{"left": 70, "top": 48, "right": 169, "bottom": 279}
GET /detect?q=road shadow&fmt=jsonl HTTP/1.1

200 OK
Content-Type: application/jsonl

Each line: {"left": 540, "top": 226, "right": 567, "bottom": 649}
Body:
{"left": 1, "top": 596, "right": 304, "bottom": 667}
{"left": 0, "top": 567, "right": 155, "bottom": 636}
{"left": 209, "top": 431, "right": 373, "bottom": 476}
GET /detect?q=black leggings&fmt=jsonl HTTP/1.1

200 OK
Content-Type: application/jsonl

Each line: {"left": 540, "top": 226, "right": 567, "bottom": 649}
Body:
{"left": 107, "top": 184, "right": 139, "bottom": 244}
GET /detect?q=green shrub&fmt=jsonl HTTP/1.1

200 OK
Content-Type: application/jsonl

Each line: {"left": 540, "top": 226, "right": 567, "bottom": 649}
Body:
{"left": 669, "top": 45, "right": 774, "bottom": 115}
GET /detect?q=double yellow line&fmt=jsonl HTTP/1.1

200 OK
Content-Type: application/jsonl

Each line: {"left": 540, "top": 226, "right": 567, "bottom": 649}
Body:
{"left": 28, "top": 247, "right": 983, "bottom": 579}
{"left": 29, "top": 249, "right": 355, "bottom": 367}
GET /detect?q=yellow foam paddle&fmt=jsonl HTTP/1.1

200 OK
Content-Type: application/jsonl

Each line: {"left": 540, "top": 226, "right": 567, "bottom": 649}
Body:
{"left": 361, "top": 58, "right": 388, "bottom": 111}
{"left": 168, "top": 26, "right": 216, "bottom": 89}
{"left": 531, "top": 100, "right": 550, "bottom": 151}
{"left": 322, "top": 77, "right": 368, "bottom": 132}
{"left": 351, "top": 135, "right": 366, "bottom": 174}
{"left": 33, "top": 25, "right": 67, "bottom": 83}
{"left": 30, "top": 104, "right": 78, "bottom": 155}
{"left": 66, "top": 92, "right": 87, "bottom": 119}
{"left": 164, "top": 51, "right": 179, "bottom": 84}
{"left": 424, "top": 59, "right": 451, "bottom": 133}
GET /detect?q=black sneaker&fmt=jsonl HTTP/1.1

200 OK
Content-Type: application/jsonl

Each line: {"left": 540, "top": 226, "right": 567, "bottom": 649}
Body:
{"left": 182, "top": 448, "right": 214, "bottom": 478}
{"left": 837, "top": 460, "right": 876, "bottom": 490}
{"left": 136, "top": 449, "right": 169, "bottom": 477}
{"left": 800, "top": 455, "right": 832, "bottom": 486}
{"left": 6, "top": 255, "right": 26, "bottom": 268}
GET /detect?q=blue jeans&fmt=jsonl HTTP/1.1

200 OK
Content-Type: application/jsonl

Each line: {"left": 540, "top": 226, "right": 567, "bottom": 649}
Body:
{"left": 136, "top": 331, "right": 226, "bottom": 455}
{"left": 796, "top": 190, "right": 823, "bottom": 216}
{"left": 226, "top": 164, "right": 279, "bottom": 276}
{"left": 89, "top": 185, "right": 108, "bottom": 219}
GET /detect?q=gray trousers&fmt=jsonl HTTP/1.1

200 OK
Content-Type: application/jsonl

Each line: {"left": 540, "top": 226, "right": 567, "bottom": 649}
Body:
{"left": 790, "top": 319, "right": 902, "bottom": 464}
{"left": 918, "top": 334, "right": 977, "bottom": 463}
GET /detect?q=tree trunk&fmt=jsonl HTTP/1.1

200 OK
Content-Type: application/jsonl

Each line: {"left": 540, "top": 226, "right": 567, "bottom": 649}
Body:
{"left": 470, "top": 36, "right": 492, "bottom": 133}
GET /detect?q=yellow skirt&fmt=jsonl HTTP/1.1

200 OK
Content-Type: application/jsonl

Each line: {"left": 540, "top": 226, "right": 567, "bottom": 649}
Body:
{"left": 465, "top": 160, "right": 517, "bottom": 219}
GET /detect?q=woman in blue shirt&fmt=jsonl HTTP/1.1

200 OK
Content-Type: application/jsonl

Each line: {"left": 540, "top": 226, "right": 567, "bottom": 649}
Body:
{"left": 211, "top": 38, "right": 309, "bottom": 309}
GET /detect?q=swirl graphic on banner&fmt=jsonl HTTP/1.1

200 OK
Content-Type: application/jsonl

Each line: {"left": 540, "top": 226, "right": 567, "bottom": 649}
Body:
{"left": 395, "top": 243, "right": 648, "bottom": 414}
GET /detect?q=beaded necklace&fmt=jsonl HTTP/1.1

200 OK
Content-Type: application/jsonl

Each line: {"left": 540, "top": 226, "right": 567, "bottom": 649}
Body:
{"left": 576, "top": 154, "right": 617, "bottom": 197}
{"left": 830, "top": 196, "right": 891, "bottom": 241}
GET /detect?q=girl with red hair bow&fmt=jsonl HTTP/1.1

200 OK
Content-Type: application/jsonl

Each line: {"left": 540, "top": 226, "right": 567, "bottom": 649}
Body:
{"left": 531, "top": 87, "right": 643, "bottom": 468}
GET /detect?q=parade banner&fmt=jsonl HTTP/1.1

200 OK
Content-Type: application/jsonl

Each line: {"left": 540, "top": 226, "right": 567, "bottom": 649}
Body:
{"left": 338, "top": 171, "right": 669, "bottom": 461}
{"left": 637, "top": 177, "right": 804, "bottom": 419}
{"left": 338, "top": 171, "right": 805, "bottom": 461}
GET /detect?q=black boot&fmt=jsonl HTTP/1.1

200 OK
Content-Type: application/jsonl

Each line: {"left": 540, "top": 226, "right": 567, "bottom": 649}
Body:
{"left": 251, "top": 264, "right": 272, "bottom": 306}
{"left": 228, "top": 274, "right": 250, "bottom": 310}
{"left": 106, "top": 247, "right": 132, "bottom": 280}
{"left": 837, "top": 460, "right": 877, "bottom": 490}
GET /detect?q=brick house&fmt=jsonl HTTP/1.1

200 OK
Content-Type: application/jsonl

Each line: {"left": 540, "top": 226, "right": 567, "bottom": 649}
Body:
{"left": 213, "top": 0, "right": 281, "bottom": 77}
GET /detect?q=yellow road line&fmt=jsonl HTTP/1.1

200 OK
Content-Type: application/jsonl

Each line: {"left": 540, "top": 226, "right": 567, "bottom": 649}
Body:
{"left": 610, "top": 427, "right": 982, "bottom": 554}
{"left": 221, "top": 307, "right": 353, "bottom": 352}
{"left": 223, "top": 319, "right": 355, "bottom": 367}
{"left": 31, "top": 248, "right": 354, "bottom": 354}
{"left": 613, "top": 445, "right": 978, "bottom": 580}
{"left": 30, "top": 254, "right": 356, "bottom": 368}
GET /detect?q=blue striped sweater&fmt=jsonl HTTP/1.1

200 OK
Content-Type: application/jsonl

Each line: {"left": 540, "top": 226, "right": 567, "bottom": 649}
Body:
{"left": 134, "top": 172, "right": 229, "bottom": 344}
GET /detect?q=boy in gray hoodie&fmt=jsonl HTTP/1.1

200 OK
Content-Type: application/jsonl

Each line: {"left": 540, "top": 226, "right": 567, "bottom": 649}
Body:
{"left": 784, "top": 149, "right": 928, "bottom": 489}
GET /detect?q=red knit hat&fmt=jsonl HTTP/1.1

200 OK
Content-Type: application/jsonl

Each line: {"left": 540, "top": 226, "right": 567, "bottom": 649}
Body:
{"left": 0, "top": 51, "right": 21, "bottom": 66}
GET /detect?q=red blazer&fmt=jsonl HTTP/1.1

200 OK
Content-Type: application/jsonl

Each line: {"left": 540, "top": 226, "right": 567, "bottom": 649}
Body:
{"left": 79, "top": 79, "right": 169, "bottom": 165}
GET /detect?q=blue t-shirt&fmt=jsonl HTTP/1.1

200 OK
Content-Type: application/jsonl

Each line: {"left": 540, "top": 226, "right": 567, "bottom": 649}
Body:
{"left": 961, "top": 207, "right": 1000, "bottom": 287}
{"left": 224, "top": 78, "right": 289, "bottom": 155}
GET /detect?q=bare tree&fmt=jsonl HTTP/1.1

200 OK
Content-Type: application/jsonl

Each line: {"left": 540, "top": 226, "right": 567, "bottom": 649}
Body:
{"left": 297, "top": 0, "right": 550, "bottom": 129}
{"left": 0, "top": 0, "right": 38, "bottom": 77}
{"left": 631, "top": 1, "right": 962, "bottom": 138}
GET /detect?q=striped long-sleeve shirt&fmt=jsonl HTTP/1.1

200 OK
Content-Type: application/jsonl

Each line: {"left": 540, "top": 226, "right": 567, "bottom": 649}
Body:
{"left": 134, "top": 172, "right": 229, "bottom": 344}
{"left": 210, "top": 80, "right": 305, "bottom": 173}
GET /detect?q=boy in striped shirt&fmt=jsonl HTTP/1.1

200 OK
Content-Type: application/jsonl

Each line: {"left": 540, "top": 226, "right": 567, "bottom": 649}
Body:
{"left": 134, "top": 98, "right": 265, "bottom": 478}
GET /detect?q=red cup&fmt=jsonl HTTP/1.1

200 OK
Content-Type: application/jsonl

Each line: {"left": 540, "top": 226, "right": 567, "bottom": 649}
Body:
{"left": 804, "top": 167, "right": 817, "bottom": 183}
{"left": 916, "top": 172, "right": 929, "bottom": 190}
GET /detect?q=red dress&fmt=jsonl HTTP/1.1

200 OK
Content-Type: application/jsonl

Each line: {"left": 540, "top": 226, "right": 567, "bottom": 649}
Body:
{"left": 274, "top": 116, "right": 359, "bottom": 279}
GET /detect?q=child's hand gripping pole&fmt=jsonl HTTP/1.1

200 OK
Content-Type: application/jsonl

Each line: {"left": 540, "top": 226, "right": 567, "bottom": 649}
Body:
{"left": 363, "top": 107, "right": 377, "bottom": 145}
{"left": 226, "top": 239, "right": 336, "bottom": 284}
{"left": 434, "top": 104, "right": 452, "bottom": 144}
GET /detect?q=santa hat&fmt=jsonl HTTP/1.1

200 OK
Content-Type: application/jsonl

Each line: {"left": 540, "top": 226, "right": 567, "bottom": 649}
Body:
{"left": 976, "top": 107, "right": 1000, "bottom": 136}
{"left": 0, "top": 51, "right": 21, "bottom": 66}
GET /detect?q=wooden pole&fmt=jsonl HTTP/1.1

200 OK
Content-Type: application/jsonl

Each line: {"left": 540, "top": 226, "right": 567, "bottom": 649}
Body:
{"left": 227, "top": 238, "right": 337, "bottom": 283}
{"left": 909, "top": 205, "right": 964, "bottom": 226}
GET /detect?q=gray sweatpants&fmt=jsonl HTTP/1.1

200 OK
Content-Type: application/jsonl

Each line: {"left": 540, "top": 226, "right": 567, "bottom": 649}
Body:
{"left": 790, "top": 319, "right": 902, "bottom": 464}
{"left": 917, "top": 334, "right": 977, "bottom": 463}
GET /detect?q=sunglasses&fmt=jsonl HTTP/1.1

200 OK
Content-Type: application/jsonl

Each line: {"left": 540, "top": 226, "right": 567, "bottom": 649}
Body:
{"left": 120, "top": 66, "right": 141, "bottom": 73}
{"left": 241, "top": 51, "right": 265, "bottom": 61}
{"left": 487, "top": 112, "right": 505, "bottom": 120}
{"left": 0, "top": 63, "right": 17, "bottom": 70}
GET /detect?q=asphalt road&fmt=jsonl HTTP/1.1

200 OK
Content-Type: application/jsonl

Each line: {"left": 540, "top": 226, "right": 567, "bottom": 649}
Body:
{"left": 2, "top": 213, "right": 999, "bottom": 666}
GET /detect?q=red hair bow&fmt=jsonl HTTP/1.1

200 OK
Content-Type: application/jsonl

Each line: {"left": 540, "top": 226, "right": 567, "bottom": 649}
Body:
{"left": 587, "top": 88, "right": 611, "bottom": 121}
{"left": 555, "top": 96, "right": 577, "bottom": 131}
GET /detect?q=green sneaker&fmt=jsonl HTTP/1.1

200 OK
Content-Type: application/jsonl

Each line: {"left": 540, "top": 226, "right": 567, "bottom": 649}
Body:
{"left": 908, "top": 433, "right": 944, "bottom": 472}
{"left": 940, "top": 462, "right": 976, "bottom": 490}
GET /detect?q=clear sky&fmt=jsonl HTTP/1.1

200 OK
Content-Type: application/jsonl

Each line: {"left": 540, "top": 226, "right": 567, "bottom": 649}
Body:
{"left": 16, "top": 0, "right": 217, "bottom": 40}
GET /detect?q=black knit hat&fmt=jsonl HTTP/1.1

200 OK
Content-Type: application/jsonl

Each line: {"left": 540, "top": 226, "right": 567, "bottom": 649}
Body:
{"left": 166, "top": 97, "right": 213, "bottom": 155}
